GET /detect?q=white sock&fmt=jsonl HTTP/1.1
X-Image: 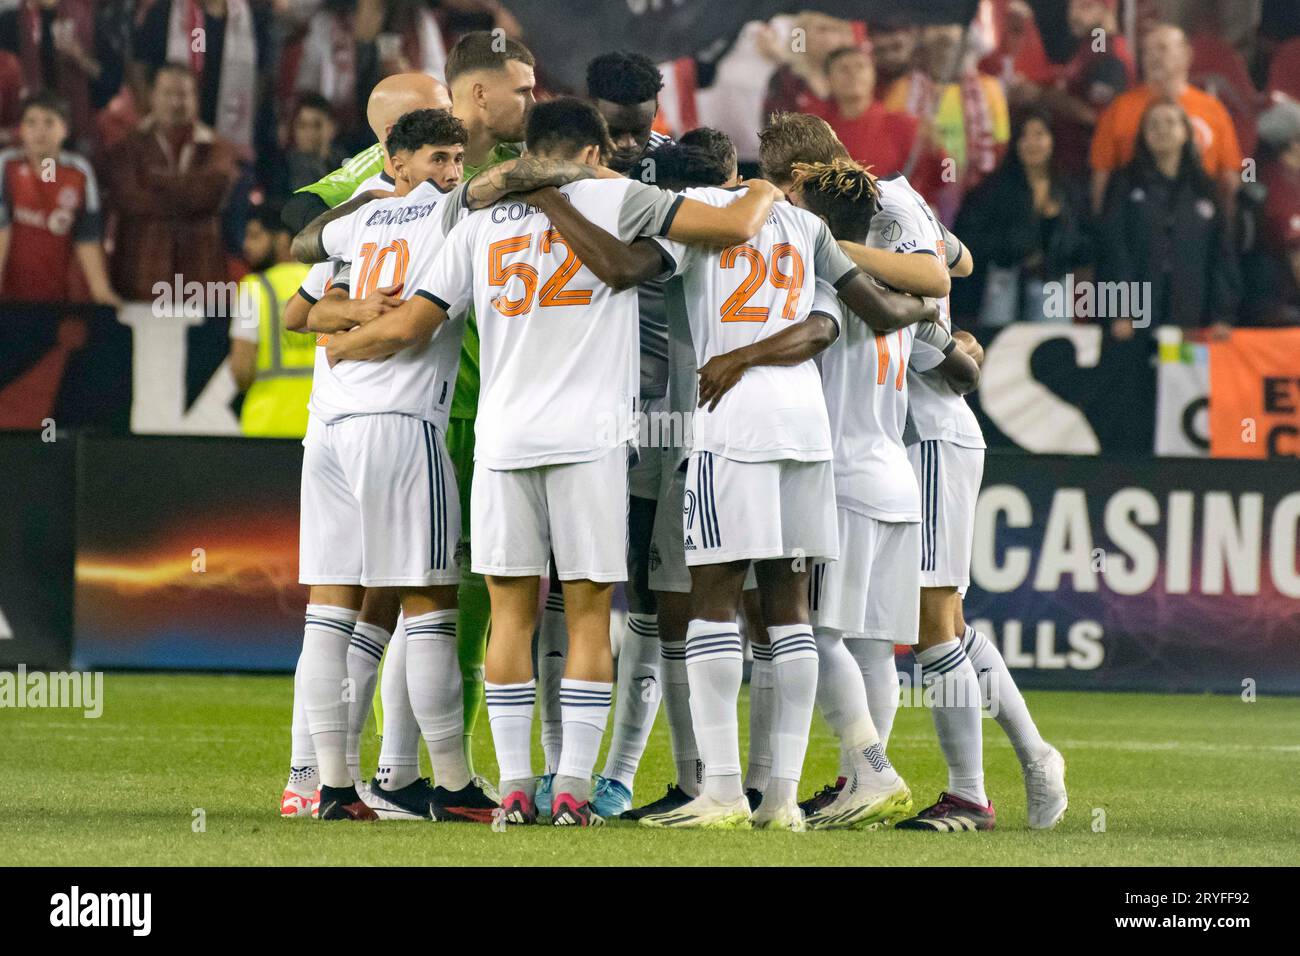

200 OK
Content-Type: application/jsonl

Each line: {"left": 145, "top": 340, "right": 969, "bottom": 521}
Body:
{"left": 556, "top": 678, "right": 613, "bottom": 801}
{"left": 848, "top": 638, "right": 900, "bottom": 748}
{"left": 404, "top": 610, "right": 470, "bottom": 792}
{"left": 814, "top": 631, "right": 905, "bottom": 802}
{"left": 660, "top": 639, "right": 702, "bottom": 796}
{"left": 376, "top": 618, "right": 420, "bottom": 791}
{"left": 300, "top": 604, "right": 358, "bottom": 788}
{"left": 289, "top": 652, "right": 316, "bottom": 770}
{"left": 916, "top": 639, "right": 987, "bottom": 806}
{"left": 537, "top": 590, "right": 566, "bottom": 774}
{"left": 601, "top": 613, "right": 661, "bottom": 787}
{"left": 345, "top": 620, "right": 391, "bottom": 781}
{"left": 485, "top": 679, "right": 535, "bottom": 789}
{"left": 685, "top": 620, "right": 744, "bottom": 803}
{"left": 766, "top": 625, "right": 818, "bottom": 795}
{"left": 745, "top": 643, "right": 774, "bottom": 794}
{"left": 962, "top": 626, "right": 1052, "bottom": 766}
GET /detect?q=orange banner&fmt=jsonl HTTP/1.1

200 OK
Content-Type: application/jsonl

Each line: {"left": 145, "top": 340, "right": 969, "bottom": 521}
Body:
{"left": 1208, "top": 328, "right": 1300, "bottom": 458}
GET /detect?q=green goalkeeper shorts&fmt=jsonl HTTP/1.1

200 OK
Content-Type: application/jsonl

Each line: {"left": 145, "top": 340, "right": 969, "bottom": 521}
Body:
{"left": 445, "top": 416, "right": 475, "bottom": 541}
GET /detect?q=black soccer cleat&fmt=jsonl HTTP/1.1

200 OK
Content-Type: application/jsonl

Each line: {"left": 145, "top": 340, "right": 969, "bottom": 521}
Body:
{"left": 363, "top": 777, "right": 438, "bottom": 820}
{"left": 621, "top": 783, "right": 692, "bottom": 821}
{"left": 429, "top": 780, "right": 498, "bottom": 823}
{"left": 318, "top": 784, "right": 379, "bottom": 821}
{"left": 551, "top": 792, "right": 604, "bottom": 827}
{"left": 896, "top": 792, "right": 996, "bottom": 832}
{"left": 798, "top": 777, "right": 845, "bottom": 817}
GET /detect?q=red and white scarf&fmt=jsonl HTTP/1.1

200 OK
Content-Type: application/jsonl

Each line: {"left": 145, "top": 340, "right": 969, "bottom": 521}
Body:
{"left": 906, "top": 68, "right": 999, "bottom": 181}
{"left": 166, "top": 0, "right": 256, "bottom": 155}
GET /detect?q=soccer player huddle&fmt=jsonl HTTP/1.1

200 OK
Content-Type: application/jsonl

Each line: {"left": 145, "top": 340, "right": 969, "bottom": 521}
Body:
{"left": 278, "top": 32, "right": 1069, "bottom": 832}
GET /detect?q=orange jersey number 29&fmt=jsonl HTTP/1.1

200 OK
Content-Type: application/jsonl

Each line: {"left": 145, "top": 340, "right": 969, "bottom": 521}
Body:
{"left": 719, "top": 243, "right": 806, "bottom": 322}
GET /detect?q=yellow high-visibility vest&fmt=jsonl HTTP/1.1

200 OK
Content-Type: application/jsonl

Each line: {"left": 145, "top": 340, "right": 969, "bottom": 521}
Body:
{"left": 240, "top": 262, "right": 316, "bottom": 438}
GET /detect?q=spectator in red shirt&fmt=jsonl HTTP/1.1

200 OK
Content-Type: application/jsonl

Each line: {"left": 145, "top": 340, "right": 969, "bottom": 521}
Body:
{"left": 0, "top": 0, "right": 126, "bottom": 155}
{"left": 1254, "top": 99, "right": 1300, "bottom": 325}
{"left": 758, "top": 11, "right": 855, "bottom": 118}
{"left": 0, "top": 91, "right": 118, "bottom": 305}
{"left": 811, "top": 46, "right": 950, "bottom": 212}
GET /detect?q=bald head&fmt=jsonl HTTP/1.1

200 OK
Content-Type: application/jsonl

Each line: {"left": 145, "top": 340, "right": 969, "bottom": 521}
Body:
{"left": 367, "top": 73, "right": 452, "bottom": 144}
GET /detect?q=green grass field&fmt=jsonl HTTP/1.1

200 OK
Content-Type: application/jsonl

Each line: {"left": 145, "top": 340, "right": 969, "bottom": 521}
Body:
{"left": 5, "top": 674, "right": 1298, "bottom": 866}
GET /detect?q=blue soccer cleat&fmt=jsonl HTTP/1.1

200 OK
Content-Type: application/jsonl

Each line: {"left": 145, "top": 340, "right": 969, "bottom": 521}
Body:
{"left": 591, "top": 775, "right": 633, "bottom": 819}
{"left": 535, "top": 773, "right": 555, "bottom": 819}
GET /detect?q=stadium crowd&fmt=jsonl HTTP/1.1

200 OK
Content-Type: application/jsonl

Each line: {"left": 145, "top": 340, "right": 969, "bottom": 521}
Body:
{"left": 0, "top": 0, "right": 1297, "bottom": 334}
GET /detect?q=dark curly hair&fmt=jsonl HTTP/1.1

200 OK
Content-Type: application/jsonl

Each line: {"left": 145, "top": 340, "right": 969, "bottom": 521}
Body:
{"left": 586, "top": 51, "right": 664, "bottom": 105}
{"left": 385, "top": 108, "right": 468, "bottom": 155}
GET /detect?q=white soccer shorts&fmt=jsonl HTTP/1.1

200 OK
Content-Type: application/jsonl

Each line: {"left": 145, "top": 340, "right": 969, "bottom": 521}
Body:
{"left": 471, "top": 447, "right": 629, "bottom": 582}
{"left": 299, "top": 414, "right": 461, "bottom": 588}
{"left": 682, "top": 451, "right": 838, "bottom": 567}
{"left": 649, "top": 458, "right": 756, "bottom": 592}
{"left": 810, "top": 509, "right": 920, "bottom": 644}
{"left": 908, "top": 439, "right": 985, "bottom": 589}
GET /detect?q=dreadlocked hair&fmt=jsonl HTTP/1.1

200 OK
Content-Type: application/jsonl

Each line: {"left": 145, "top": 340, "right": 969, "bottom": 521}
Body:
{"left": 790, "top": 159, "right": 881, "bottom": 243}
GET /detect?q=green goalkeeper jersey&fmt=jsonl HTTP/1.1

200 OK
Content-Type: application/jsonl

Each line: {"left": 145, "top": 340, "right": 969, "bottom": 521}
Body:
{"left": 297, "top": 140, "right": 523, "bottom": 420}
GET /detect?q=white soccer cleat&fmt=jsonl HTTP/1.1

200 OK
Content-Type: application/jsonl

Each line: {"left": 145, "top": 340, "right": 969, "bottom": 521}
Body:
{"left": 1023, "top": 745, "right": 1067, "bottom": 830}
{"left": 806, "top": 775, "right": 913, "bottom": 831}
{"left": 751, "top": 797, "right": 807, "bottom": 832}
{"left": 280, "top": 787, "right": 319, "bottom": 818}
{"left": 639, "top": 793, "right": 753, "bottom": 830}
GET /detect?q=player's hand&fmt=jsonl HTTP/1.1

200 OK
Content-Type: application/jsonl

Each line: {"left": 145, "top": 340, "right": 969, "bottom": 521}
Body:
{"left": 325, "top": 333, "right": 347, "bottom": 367}
{"left": 954, "top": 329, "right": 984, "bottom": 367}
{"left": 697, "top": 350, "right": 751, "bottom": 412}
{"left": 356, "top": 284, "right": 403, "bottom": 323}
{"left": 742, "top": 178, "right": 785, "bottom": 204}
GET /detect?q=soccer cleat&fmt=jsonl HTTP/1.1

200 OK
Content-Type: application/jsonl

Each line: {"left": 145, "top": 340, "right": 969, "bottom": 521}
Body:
{"left": 363, "top": 777, "right": 437, "bottom": 820}
{"left": 895, "top": 792, "right": 995, "bottom": 832}
{"left": 280, "top": 787, "right": 319, "bottom": 819}
{"left": 798, "top": 777, "right": 845, "bottom": 817}
{"left": 591, "top": 775, "right": 633, "bottom": 819}
{"left": 621, "top": 784, "right": 692, "bottom": 821}
{"left": 535, "top": 773, "right": 555, "bottom": 819}
{"left": 318, "top": 783, "right": 379, "bottom": 821}
{"left": 1023, "top": 745, "right": 1068, "bottom": 830}
{"left": 499, "top": 790, "right": 537, "bottom": 825}
{"left": 806, "top": 779, "right": 913, "bottom": 831}
{"left": 639, "top": 793, "right": 752, "bottom": 830}
{"left": 751, "top": 797, "right": 806, "bottom": 832}
{"left": 551, "top": 792, "right": 605, "bottom": 827}
{"left": 428, "top": 780, "right": 498, "bottom": 824}
{"left": 745, "top": 788, "right": 763, "bottom": 812}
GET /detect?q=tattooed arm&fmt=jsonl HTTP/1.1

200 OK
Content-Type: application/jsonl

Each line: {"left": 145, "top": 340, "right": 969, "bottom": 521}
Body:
{"left": 291, "top": 188, "right": 393, "bottom": 263}
{"left": 464, "top": 155, "right": 608, "bottom": 210}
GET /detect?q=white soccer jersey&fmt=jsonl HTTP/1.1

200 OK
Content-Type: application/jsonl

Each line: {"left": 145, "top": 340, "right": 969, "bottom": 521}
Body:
{"left": 307, "top": 179, "right": 467, "bottom": 429}
{"left": 813, "top": 279, "right": 953, "bottom": 523}
{"left": 871, "top": 174, "right": 985, "bottom": 449}
{"left": 418, "top": 178, "right": 681, "bottom": 469}
{"left": 655, "top": 188, "right": 857, "bottom": 463}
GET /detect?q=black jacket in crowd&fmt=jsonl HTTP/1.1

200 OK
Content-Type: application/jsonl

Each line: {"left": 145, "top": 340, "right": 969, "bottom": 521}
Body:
{"left": 1098, "top": 162, "right": 1241, "bottom": 328}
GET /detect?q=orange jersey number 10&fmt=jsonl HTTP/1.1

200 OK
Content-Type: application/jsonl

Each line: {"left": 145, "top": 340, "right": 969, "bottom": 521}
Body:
{"left": 356, "top": 239, "right": 410, "bottom": 297}
{"left": 719, "top": 242, "right": 806, "bottom": 322}
{"left": 486, "top": 230, "right": 594, "bottom": 317}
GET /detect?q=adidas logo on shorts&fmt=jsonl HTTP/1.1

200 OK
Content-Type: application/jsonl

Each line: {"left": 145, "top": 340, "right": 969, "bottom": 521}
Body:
{"left": 684, "top": 535, "right": 696, "bottom": 551}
